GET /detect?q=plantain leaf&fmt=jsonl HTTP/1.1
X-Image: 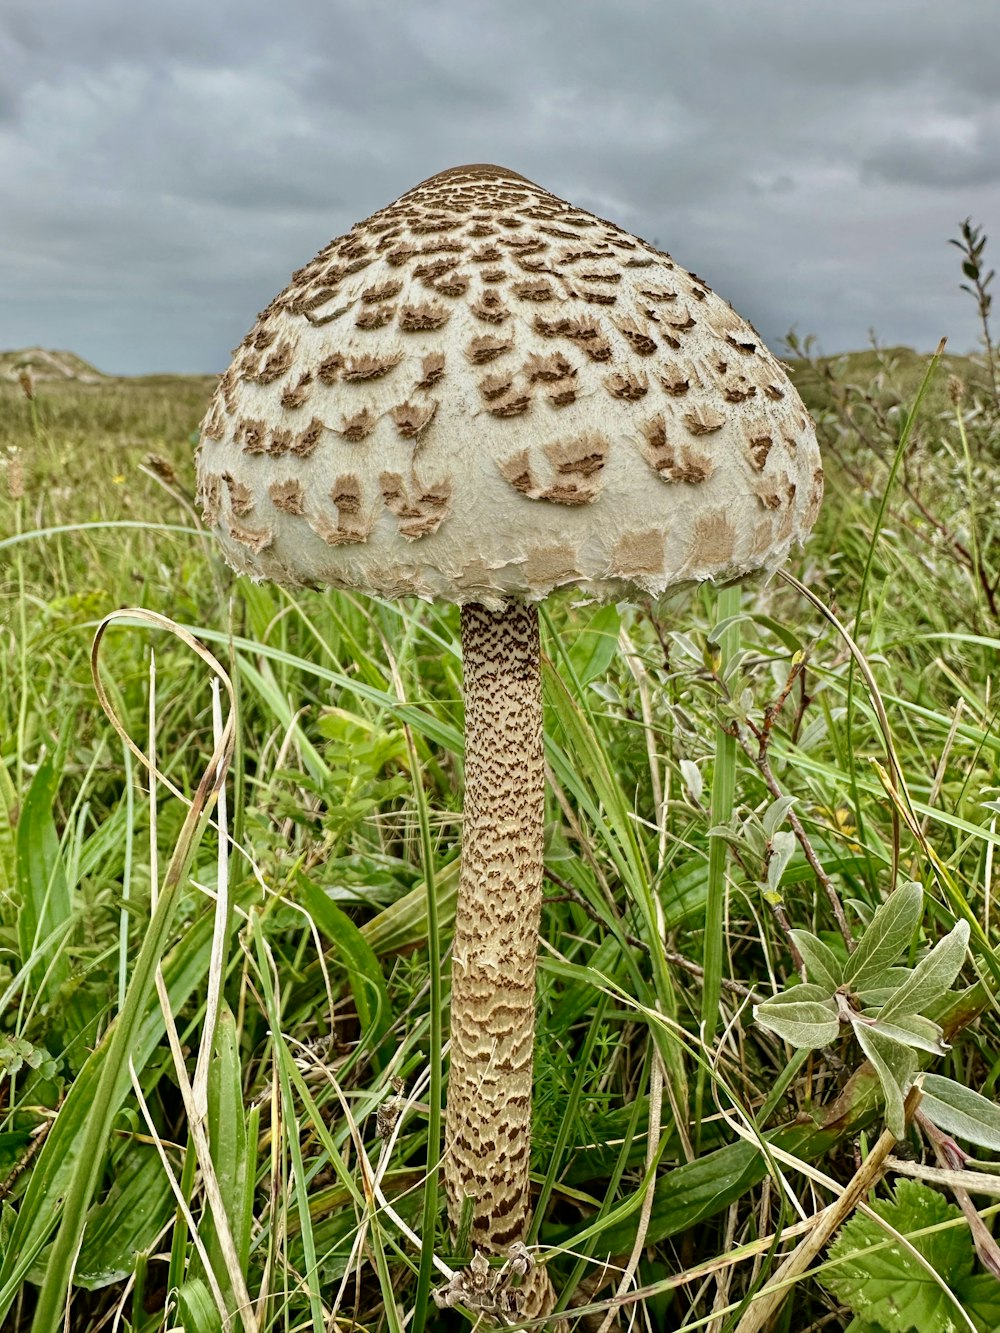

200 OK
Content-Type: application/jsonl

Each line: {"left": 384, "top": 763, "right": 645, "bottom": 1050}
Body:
{"left": 297, "top": 875, "right": 393, "bottom": 1072}
{"left": 567, "top": 605, "right": 621, "bottom": 687}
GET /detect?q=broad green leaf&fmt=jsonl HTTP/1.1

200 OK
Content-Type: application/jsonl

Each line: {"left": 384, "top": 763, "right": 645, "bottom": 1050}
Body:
{"left": 955, "top": 1274, "right": 1000, "bottom": 1333}
{"left": 0, "top": 860, "right": 240, "bottom": 1325}
{"left": 921, "top": 1074, "right": 1000, "bottom": 1152}
{"left": 867, "top": 1013, "right": 948, "bottom": 1056}
{"left": 856, "top": 967, "right": 915, "bottom": 1007}
{"left": 360, "top": 857, "right": 459, "bottom": 956}
{"left": 567, "top": 605, "right": 621, "bottom": 687}
{"left": 755, "top": 987, "right": 840, "bottom": 1049}
{"left": 16, "top": 755, "right": 72, "bottom": 1003}
{"left": 297, "top": 876, "right": 393, "bottom": 1072}
{"left": 0, "top": 762, "right": 17, "bottom": 894}
{"left": 853, "top": 1023, "right": 916, "bottom": 1138}
{"left": 174, "top": 1277, "right": 223, "bottom": 1333}
{"left": 73, "top": 1145, "right": 172, "bottom": 1290}
{"left": 878, "top": 921, "right": 970, "bottom": 1022}
{"left": 844, "top": 881, "right": 923, "bottom": 991}
{"left": 790, "top": 929, "right": 843, "bottom": 992}
{"left": 824, "top": 1179, "right": 976, "bottom": 1333}
{"left": 203, "top": 1004, "right": 250, "bottom": 1304}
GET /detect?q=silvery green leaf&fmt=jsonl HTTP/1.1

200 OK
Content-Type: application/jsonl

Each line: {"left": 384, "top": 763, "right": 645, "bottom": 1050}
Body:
{"left": 790, "top": 929, "right": 843, "bottom": 992}
{"left": 844, "top": 882, "right": 923, "bottom": 991}
{"left": 679, "top": 759, "right": 702, "bottom": 805}
{"left": 767, "top": 830, "right": 797, "bottom": 892}
{"left": 878, "top": 920, "right": 970, "bottom": 1022}
{"left": 762, "top": 795, "right": 797, "bottom": 840}
{"left": 856, "top": 968, "right": 914, "bottom": 1007}
{"left": 670, "top": 631, "right": 702, "bottom": 663}
{"left": 755, "top": 987, "right": 840, "bottom": 1049}
{"left": 921, "top": 1075, "right": 1000, "bottom": 1152}
{"left": 866, "top": 1012, "right": 949, "bottom": 1056}
{"left": 853, "top": 1022, "right": 917, "bottom": 1139}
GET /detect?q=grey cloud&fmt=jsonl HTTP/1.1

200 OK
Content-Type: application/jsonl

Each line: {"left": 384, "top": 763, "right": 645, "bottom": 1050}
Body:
{"left": 1, "top": 0, "right": 998, "bottom": 373}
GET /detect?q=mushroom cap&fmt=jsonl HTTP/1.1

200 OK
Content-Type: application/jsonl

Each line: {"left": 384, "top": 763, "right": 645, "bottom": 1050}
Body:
{"left": 197, "top": 164, "right": 822, "bottom": 607}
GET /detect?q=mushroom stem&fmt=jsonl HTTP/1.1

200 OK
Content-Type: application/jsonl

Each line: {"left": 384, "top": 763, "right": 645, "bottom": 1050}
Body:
{"left": 446, "top": 599, "right": 546, "bottom": 1252}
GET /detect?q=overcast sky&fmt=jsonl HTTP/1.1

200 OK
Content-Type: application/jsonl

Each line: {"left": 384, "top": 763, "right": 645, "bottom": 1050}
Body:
{"left": 2, "top": 0, "right": 998, "bottom": 374}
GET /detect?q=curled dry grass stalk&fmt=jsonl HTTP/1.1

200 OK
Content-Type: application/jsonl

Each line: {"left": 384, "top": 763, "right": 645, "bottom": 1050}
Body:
{"left": 2, "top": 255, "right": 1000, "bottom": 1329}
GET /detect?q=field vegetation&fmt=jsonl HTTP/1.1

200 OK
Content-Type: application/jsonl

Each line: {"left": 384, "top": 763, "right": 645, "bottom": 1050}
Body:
{"left": 2, "top": 237, "right": 1000, "bottom": 1330}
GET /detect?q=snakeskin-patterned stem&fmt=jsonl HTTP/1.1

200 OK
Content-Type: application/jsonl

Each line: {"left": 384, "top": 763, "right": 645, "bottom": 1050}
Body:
{"left": 444, "top": 601, "right": 561, "bottom": 1320}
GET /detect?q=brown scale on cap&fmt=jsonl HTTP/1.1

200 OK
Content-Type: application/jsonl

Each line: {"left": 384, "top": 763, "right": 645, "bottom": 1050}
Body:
{"left": 280, "top": 374, "right": 313, "bottom": 410}
{"left": 659, "top": 363, "right": 691, "bottom": 396}
{"left": 605, "top": 370, "right": 648, "bottom": 400}
{"left": 524, "top": 351, "right": 575, "bottom": 383}
{"left": 268, "top": 427, "right": 293, "bottom": 457}
{"left": 684, "top": 404, "right": 727, "bottom": 436}
{"left": 269, "top": 478, "right": 306, "bottom": 516}
{"left": 546, "top": 378, "right": 577, "bottom": 407}
{"left": 498, "top": 432, "right": 607, "bottom": 506}
{"left": 479, "top": 371, "right": 514, "bottom": 401}
{"left": 362, "top": 279, "right": 403, "bottom": 304}
{"left": 380, "top": 471, "right": 454, "bottom": 539}
{"left": 471, "top": 291, "right": 510, "bottom": 324}
{"left": 391, "top": 400, "right": 439, "bottom": 439}
{"left": 291, "top": 417, "right": 324, "bottom": 457}
{"left": 433, "top": 273, "right": 471, "bottom": 297}
{"left": 723, "top": 375, "right": 757, "bottom": 403}
{"left": 746, "top": 431, "right": 774, "bottom": 470}
{"left": 202, "top": 405, "right": 225, "bottom": 441}
{"left": 238, "top": 418, "right": 268, "bottom": 455}
{"left": 339, "top": 408, "right": 378, "bottom": 441}
{"left": 355, "top": 305, "right": 396, "bottom": 330}
{"left": 342, "top": 351, "right": 404, "bottom": 381}
{"left": 575, "top": 286, "right": 618, "bottom": 306}
{"left": 511, "top": 280, "right": 556, "bottom": 302}
{"left": 639, "top": 416, "right": 714, "bottom": 484}
{"left": 417, "top": 352, "right": 446, "bottom": 388}
{"left": 227, "top": 518, "right": 273, "bottom": 553}
{"left": 610, "top": 528, "right": 666, "bottom": 577}
{"left": 400, "top": 301, "right": 451, "bottom": 331}
{"left": 487, "top": 391, "right": 531, "bottom": 418}
{"left": 199, "top": 472, "right": 222, "bottom": 525}
{"left": 687, "top": 509, "right": 738, "bottom": 568}
{"left": 414, "top": 256, "right": 461, "bottom": 282}
{"left": 523, "top": 544, "right": 580, "bottom": 585}
{"left": 224, "top": 473, "right": 255, "bottom": 517}
{"left": 316, "top": 353, "right": 345, "bottom": 385}
{"left": 311, "top": 474, "right": 374, "bottom": 545}
{"left": 466, "top": 334, "right": 513, "bottom": 363}
{"left": 805, "top": 467, "right": 825, "bottom": 526}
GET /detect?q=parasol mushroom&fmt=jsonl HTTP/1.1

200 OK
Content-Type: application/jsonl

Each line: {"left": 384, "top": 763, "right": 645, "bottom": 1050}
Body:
{"left": 196, "top": 163, "right": 823, "bottom": 1320}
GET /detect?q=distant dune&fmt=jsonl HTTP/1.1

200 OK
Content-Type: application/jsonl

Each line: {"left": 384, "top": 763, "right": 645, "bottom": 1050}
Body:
{"left": 0, "top": 347, "right": 107, "bottom": 384}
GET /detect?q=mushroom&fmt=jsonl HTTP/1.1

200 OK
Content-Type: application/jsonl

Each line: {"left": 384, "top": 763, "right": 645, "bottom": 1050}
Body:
{"left": 196, "top": 163, "right": 823, "bottom": 1319}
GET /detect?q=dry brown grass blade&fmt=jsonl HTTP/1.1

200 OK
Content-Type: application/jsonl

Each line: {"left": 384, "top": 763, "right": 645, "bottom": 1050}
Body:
{"left": 733, "top": 1086, "right": 923, "bottom": 1333}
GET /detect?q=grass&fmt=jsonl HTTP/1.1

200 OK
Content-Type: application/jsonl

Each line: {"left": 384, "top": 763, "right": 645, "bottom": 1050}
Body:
{"left": 2, "top": 329, "right": 1000, "bottom": 1330}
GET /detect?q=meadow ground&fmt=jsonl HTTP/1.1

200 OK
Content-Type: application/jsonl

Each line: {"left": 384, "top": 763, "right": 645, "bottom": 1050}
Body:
{"left": 2, "top": 338, "right": 1000, "bottom": 1331}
